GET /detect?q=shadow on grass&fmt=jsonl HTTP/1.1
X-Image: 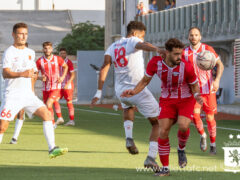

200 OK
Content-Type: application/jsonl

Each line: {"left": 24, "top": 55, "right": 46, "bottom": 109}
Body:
{"left": 0, "top": 165, "right": 239, "bottom": 180}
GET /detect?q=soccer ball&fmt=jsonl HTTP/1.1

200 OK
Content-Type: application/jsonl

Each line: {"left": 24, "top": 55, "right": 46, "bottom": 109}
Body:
{"left": 196, "top": 50, "right": 217, "bottom": 70}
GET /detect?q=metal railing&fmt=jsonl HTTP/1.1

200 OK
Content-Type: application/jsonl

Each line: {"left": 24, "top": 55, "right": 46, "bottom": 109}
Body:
{"left": 137, "top": 0, "right": 240, "bottom": 45}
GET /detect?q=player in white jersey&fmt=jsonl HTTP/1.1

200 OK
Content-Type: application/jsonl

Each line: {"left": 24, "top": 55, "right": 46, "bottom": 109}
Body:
{"left": 0, "top": 23, "right": 67, "bottom": 158}
{"left": 91, "top": 21, "right": 164, "bottom": 171}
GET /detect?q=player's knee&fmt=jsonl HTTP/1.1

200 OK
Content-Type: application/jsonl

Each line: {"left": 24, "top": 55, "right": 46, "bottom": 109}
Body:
{"left": 159, "top": 128, "right": 169, "bottom": 138}
{"left": 178, "top": 125, "right": 189, "bottom": 132}
{"left": 41, "top": 109, "right": 52, "bottom": 121}
{"left": 67, "top": 100, "right": 72, "bottom": 104}
{"left": 148, "top": 117, "right": 159, "bottom": 126}
{"left": 0, "top": 122, "right": 8, "bottom": 133}
{"left": 194, "top": 108, "right": 201, "bottom": 114}
{"left": 206, "top": 113, "right": 214, "bottom": 121}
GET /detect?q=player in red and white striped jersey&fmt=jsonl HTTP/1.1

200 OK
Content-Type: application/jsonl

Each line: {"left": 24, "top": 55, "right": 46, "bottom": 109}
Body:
{"left": 183, "top": 27, "right": 224, "bottom": 155}
{"left": 53, "top": 48, "right": 75, "bottom": 126}
{"left": 121, "top": 38, "right": 203, "bottom": 176}
{"left": 36, "top": 42, "right": 68, "bottom": 126}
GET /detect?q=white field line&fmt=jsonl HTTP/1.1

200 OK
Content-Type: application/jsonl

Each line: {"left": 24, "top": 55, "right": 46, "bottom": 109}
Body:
{"left": 62, "top": 107, "right": 240, "bottom": 132}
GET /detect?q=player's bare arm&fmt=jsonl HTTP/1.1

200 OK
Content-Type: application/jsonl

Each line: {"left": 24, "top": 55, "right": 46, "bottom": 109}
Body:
{"left": 212, "top": 59, "right": 224, "bottom": 92}
{"left": 135, "top": 42, "right": 165, "bottom": 55}
{"left": 189, "top": 82, "right": 203, "bottom": 105}
{"left": 121, "top": 75, "right": 152, "bottom": 98}
{"left": 58, "top": 63, "right": 68, "bottom": 83}
{"left": 91, "top": 55, "right": 112, "bottom": 105}
{"left": 3, "top": 68, "right": 35, "bottom": 79}
{"left": 64, "top": 71, "right": 75, "bottom": 89}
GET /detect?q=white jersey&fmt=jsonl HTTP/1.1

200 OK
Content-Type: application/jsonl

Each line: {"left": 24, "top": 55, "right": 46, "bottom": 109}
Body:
{"left": 2, "top": 45, "right": 36, "bottom": 97}
{"left": 105, "top": 37, "right": 144, "bottom": 92}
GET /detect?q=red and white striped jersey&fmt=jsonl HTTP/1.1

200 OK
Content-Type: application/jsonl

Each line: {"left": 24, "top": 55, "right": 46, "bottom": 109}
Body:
{"left": 36, "top": 55, "right": 65, "bottom": 91}
{"left": 146, "top": 56, "right": 197, "bottom": 100}
{"left": 183, "top": 43, "right": 220, "bottom": 94}
{"left": 59, "top": 58, "right": 74, "bottom": 89}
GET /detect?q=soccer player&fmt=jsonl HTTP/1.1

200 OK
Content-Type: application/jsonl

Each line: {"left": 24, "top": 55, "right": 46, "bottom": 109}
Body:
{"left": 54, "top": 48, "right": 75, "bottom": 126}
{"left": 10, "top": 42, "right": 37, "bottom": 144}
{"left": 121, "top": 38, "right": 203, "bottom": 176}
{"left": 91, "top": 21, "right": 165, "bottom": 171}
{"left": 36, "top": 42, "right": 68, "bottom": 127}
{"left": 0, "top": 22, "right": 67, "bottom": 158}
{"left": 183, "top": 27, "right": 224, "bottom": 154}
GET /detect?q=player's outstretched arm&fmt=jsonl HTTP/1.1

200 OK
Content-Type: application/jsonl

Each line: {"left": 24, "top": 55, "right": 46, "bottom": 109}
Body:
{"left": 91, "top": 55, "right": 112, "bottom": 105}
{"left": 58, "top": 63, "right": 68, "bottom": 83}
{"left": 3, "top": 68, "right": 34, "bottom": 79}
{"left": 121, "top": 75, "right": 152, "bottom": 98}
{"left": 212, "top": 59, "right": 224, "bottom": 92}
{"left": 135, "top": 42, "right": 165, "bottom": 56}
{"left": 190, "top": 82, "right": 203, "bottom": 105}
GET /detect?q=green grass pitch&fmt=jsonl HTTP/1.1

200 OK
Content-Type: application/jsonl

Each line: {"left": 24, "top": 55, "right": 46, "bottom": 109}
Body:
{"left": 0, "top": 105, "right": 239, "bottom": 180}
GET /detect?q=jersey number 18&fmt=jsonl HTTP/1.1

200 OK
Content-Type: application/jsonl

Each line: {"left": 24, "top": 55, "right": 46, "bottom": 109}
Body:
{"left": 114, "top": 47, "right": 128, "bottom": 68}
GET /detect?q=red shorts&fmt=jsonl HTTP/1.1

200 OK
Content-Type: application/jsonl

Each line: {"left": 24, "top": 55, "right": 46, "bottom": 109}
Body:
{"left": 42, "top": 90, "right": 61, "bottom": 103}
{"left": 195, "top": 93, "right": 217, "bottom": 114}
{"left": 159, "top": 97, "right": 196, "bottom": 120}
{"left": 60, "top": 89, "right": 73, "bottom": 101}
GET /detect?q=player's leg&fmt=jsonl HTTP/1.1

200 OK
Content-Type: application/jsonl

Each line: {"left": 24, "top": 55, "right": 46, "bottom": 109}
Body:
{"left": 133, "top": 89, "right": 160, "bottom": 171}
{"left": 64, "top": 90, "right": 75, "bottom": 126}
{"left": 204, "top": 93, "right": 217, "bottom": 155}
{"left": 193, "top": 96, "right": 207, "bottom": 152}
{"left": 123, "top": 107, "right": 138, "bottom": 154}
{"left": 46, "top": 97, "right": 55, "bottom": 125}
{"left": 10, "top": 109, "right": 25, "bottom": 144}
{"left": 156, "top": 118, "right": 174, "bottom": 176}
{"left": 0, "top": 120, "right": 10, "bottom": 143}
{"left": 34, "top": 106, "right": 68, "bottom": 158}
{"left": 54, "top": 99, "right": 64, "bottom": 125}
{"left": 43, "top": 91, "right": 55, "bottom": 125}
{"left": 144, "top": 116, "right": 160, "bottom": 172}
{"left": 177, "top": 116, "right": 191, "bottom": 168}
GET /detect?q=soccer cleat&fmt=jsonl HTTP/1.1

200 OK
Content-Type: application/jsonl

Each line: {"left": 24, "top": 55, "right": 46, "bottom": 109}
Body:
{"left": 49, "top": 146, "right": 68, "bottom": 159}
{"left": 200, "top": 135, "right": 207, "bottom": 152}
{"left": 10, "top": 138, "right": 17, "bottom": 144}
{"left": 126, "top": 138, "right": 139, "bottom": 155}
{"left": 56, "top": 117, "right": 64, "bottom": 125}
{"left": 144, "top": 156, "right": 160, "bottom": 173}
{"left": 210, "top": 146, "right": 217, "bottom": 155}
{"left": 64, "top": 120, "right": 75, "bottom": 126}
{"left": 178, "top": 149, "right": 187, "bottom": 168}
{"left": 154, "top": 167, "right": 170, "bottom": 176}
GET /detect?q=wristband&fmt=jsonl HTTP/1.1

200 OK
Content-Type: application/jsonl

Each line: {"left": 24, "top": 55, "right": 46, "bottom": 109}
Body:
{"left": 94, "top": 89, "right": 102, "bottom": 99}
{"left": 194, "top": 92, "right": 200, "bottom": 98}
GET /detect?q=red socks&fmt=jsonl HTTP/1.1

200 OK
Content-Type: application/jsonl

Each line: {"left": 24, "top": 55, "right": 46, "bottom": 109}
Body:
{"left": 53, "top": 101, "right": 62, "bottom": 118}
{"left": 67, "top": 102, "right": 74, "bottom": 121}
{"left": 158, "top": 138, "right": 170, "bottom": 167}
{"left": 178, "top": 128, "right": 190, "bottom": 150}
{"left": 207, "top": 120, "right": 216, "bottom": 143}
{"left": 193, "top": 113, "right": 205, "bottom": 135}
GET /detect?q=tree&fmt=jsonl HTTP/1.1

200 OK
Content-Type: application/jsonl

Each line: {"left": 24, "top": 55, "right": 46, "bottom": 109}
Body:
{"left": 56, "top": 21, "right": 104, "bottom": 55}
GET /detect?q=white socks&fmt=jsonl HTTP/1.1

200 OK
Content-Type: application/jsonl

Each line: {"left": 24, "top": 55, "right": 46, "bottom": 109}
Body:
{"left": 201, "top": 132, "right": 207, "bottom": 138}
{"left": 0, "top": 134, "right": 3, "bottom": 143}
{"left": 124, "top": 120, "right": 133, "bottom": 139}
{"left": 210, "top": 142, "right": 216, "bottom": 147}
{"left": 43, "top": 121, "right": 56, "bottom": 151}
{"left": 12, "top": 119, "right": 24, "bottom": 140}
{"left": 148, "top": 141, "right": 158, "bottom": 159}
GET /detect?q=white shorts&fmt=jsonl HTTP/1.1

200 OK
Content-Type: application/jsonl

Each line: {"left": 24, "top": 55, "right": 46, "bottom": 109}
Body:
{"left": 0, "top": 93, "right": 45, "bottom": 121}
{"left": 116, "top": 87, "right": 159, "bottom": 118}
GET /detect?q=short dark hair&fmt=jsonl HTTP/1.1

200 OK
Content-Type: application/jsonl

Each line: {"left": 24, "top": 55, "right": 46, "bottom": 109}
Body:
{"left": 59, "top": 48, "right": 67, "bottom": 52}
{"left": 42, "top": 41, "right": 52, "bottom": 48}
{"left": 188, "top": 27, "right": 201, "bottom": 35}
{"left": 127, "top": 21, "right": 146, "bottom": 35}
{"left": 165, "top": 38, "right": 185, "bottom": 51}
{"left": 13, "top": 23, "right": 28, "bottom": 33}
